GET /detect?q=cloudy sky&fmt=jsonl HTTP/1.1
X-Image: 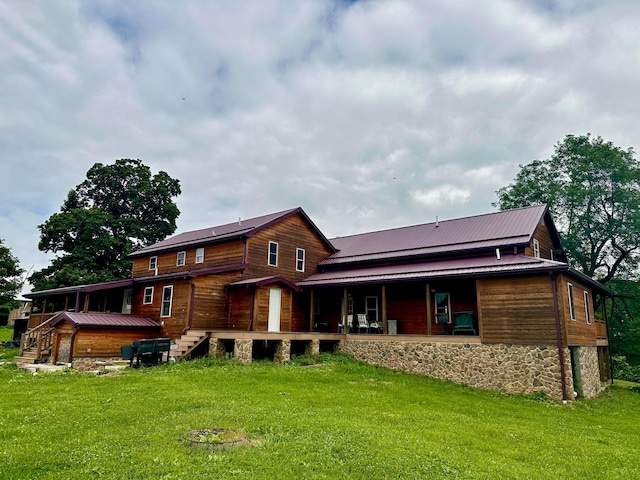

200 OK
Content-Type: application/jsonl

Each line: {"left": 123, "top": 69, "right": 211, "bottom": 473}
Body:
{"left": 1, "top": 0, "right": 639, "bottom": 284}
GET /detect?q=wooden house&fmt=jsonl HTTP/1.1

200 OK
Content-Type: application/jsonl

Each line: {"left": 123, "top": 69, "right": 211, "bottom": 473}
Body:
{"left": 19, "top": 205, "right": 611, "bottom": 400}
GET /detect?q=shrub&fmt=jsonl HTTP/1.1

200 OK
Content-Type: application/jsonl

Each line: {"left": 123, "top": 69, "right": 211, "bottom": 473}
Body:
{"left": 612, "top": 355, "right": 640, "bottom": 382}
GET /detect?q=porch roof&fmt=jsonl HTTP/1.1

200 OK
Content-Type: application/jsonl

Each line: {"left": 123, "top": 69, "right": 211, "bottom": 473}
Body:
{"left": 50, "top": 312, "right": 161, "bottom": 329}
{"left": 299, "top": 254, "right": 570, "bottom": 287}
{"left": 228, "top": 276, "right": 302, "bottom": 292}
{"left": 24, "top": 279, "right": 134, "bottom": 299}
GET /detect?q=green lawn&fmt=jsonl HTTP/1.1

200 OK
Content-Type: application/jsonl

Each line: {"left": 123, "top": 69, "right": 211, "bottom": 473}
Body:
{"left": 0, "top": 355, "right": 638, "bottom": 480}
{"left": 0, "top": 326, "right": 18, "bottom": 361}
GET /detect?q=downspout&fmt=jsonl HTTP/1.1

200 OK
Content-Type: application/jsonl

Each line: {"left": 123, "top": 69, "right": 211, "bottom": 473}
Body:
{"left": 550, "top": 273, "right": 569, "bottom": 402}
{"left": 182, "top": 277, "right": 196, "bottom": 335}
{"left": 603, "top": 293, "right": 614, "bottom": 383}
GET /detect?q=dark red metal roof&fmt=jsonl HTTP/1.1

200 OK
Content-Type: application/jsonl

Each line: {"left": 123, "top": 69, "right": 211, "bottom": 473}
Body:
{"left": 322, "top": 205, "right": 549, "bottom": 266}
{"left": 130, "top": 207, "right": 335, "bottom": 258}
{"left": 299, "top": 254, "right": 565, "bottom": 287}
{"left": 25, "top": 279, "right": 134, "bottom": 299}
{"left": 51, "top": 312, "right": 161, "bottom": 329}
{"left": 228, "top": 276, "right": 302, "bottom": 292}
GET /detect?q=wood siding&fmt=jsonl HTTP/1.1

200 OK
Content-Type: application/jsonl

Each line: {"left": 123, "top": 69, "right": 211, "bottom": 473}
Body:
{"left": 229, "top": 288, "right": 253, "bottom": 330}
{"left": 74, "top": 328, "right": 157, "bottom": 357}
{"left": 525, "top": 222, "right": 555, "bottom": 260}
{"left": 478, "top": 276, "right": 558, "bottom": 344}
{"left": 557, "top": 274, "right": 599, "bottom": 346}
{"left": 386, "top": 283, "right": 428, "bottom": 335}
{"left": 245, "top": 213, "right": 333, "bottom": 282}
{"left": 252, "top": 287, "right": 293, "bottom": 332}
{"left": 132, "top": 281, "right": 190, "bottom": 339}
{"left": 131, "top": 240, "right": 245, "bottom": 278}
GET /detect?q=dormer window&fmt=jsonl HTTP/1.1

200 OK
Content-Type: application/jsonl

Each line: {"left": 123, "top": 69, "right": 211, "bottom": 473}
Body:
{"left": 177, "top": 251, "right": 186, "bottom": 266}
{"left": 268, "top": 242, "right": 278, "bottom": 266}
{"left": 149, "top": 256, "right": 157, "bottom": 270}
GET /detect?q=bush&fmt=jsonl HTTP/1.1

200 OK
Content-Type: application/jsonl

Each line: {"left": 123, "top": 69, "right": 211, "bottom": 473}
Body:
{"left": 612, "top": 355, "right": 640, "bottom": 382}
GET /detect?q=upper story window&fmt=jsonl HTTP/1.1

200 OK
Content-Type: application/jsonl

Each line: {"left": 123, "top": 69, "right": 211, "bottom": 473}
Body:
{"left": 568, "top": 283, "right": 576, "bottom": 320}
{"left": 195, "top": 247, "right": 205, "bottom": 264}
{"left": 149, "top": 256, "right": 157, "bottom": 270}
{"left": 161, "top": 285, "right": 173, "bottom": 317}
{"left": 177, "top": 251, "right": 186, "bottom": 266}
{"left": 268, "top": 241, "right": 278, "bottom": 266}
{"left": 533, "top": 239, "right": 540, "bottom": 258}
{"left": 143, "top": 286, "right": 154, "bottom": 305}
{"left": 584, "top": 291, "right": 592, "bottom": 324}
{"left": 296, "top": 248, "right": 305, "bottom": 272}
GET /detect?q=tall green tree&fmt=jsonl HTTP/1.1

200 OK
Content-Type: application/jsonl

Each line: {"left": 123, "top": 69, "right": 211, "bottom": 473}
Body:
{"left": 496, "top": 134, "right": 640, "bottom": 283}
{"left": 30, "top": 159, "right": 181, "bottom": 291}
{"left": 0, "top": 238, "right": 24, "bottom": 304}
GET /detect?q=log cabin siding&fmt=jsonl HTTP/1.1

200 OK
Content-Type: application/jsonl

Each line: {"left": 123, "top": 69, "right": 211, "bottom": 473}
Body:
{"left": 478, "top": 276, "right": 559, "bottom": 344}
{"left": 131, "top": 240, "right": 245, "bottom": 278}
{"left": 245, "top": 213, "right": 333, "bottom": 282}
{"left": 132, "top": 281, "right": 191, "bottom": 339}
{"left": 229, "top": 288, "right": 253, "bottom": 330}
{"left": 525, "top": 223, "right": 555, "bottom": 260}
{"left": 74, "top": 328, "right": 158, "bottom": 357}
{"left": 251, "top": 286, "right": 293, "bottom": 332}
{"left": 190, "top": 272, "right": 244, "bottom": 330}
{"left": 558, "top": 274, "right": 599, "bottom": 346}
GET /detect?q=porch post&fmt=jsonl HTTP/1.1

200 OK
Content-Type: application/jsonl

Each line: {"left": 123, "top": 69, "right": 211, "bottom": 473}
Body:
{"left": 63, "top": 295, "right": 69, "bottom": 312}
{"left": 74, "top": 292, "right": 80, "bottom": 313}
{"left": 426, "top": 283, "right": 432, "bottom": 336}
{"left": 381, "top": 285, "right": 387, "bottom": 334}
{"left": 343, "top": 288, "right": 348, "bottom": 333}
{"left": 309, "top": 289, "right": 315, "bottom": 332}
{"left": 83, "top": 294, "right": 90, "bottom": 313}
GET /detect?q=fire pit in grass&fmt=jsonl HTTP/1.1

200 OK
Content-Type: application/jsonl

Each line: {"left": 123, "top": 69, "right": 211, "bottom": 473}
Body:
{"left": 183, "top": 428, "right": 250, "bottom": 452}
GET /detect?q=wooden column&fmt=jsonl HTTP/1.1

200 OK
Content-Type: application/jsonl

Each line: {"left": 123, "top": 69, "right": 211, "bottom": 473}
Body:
{"left": 309, "top": 289, "right": 315, "bottom": 332}
{"left": 426, "top": 283, "right": 432, "bottom": 336}
{"left": 342, "top": 288, "right": 348, "bottom": 333}
{"left": 63, "top": 296, "right": 69, "bottom": 312}
{"left": 83, "top": 294, "right": 90, "bottom": 313}
{"left": 381, "top": 285, "right": 387, "bottom": 334}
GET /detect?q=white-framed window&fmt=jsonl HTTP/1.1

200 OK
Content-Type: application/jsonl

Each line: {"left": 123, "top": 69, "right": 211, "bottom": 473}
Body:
{"left": 195, "top": 247, "right": 204, "bottom": 264}
{"left": 568, "top": 283, "right": 576, "bottom": 320}
{"left": 176, "top": 251, "right": 186, "bottom": 266}
{"left": 161, "top": 286, "right": 173, "bottom": 317}
{"left": 149, "top": 256, "right": 157, "bottom": 270}
{"left": 533, "top": 238, "right": 540, "bottom": 258}
{"left": 584, "top": 291, "right": 592, "bottom": 324}
{"left": 435, "top": 292, "right": 451, "bottom": 324}
{"left": 143, "top": 286, "right": 154, "bottom": 305}
{"left": 365, "top": 296, "right": 378, "bottom": 323}
{"left": 347, "top": 296, "right": 354, "bottom": 315}
{"left": 296, "top": 248, "right": 305, "bottom": 272}
{"left": 268, "top": 241, "right": 278, "bottom": 266}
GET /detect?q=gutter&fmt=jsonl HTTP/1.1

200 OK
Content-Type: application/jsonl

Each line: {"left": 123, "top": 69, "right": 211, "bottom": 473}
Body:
{"left": 550, "top": 273, "right": 569, "bottom": 402}
{"left": 182, "top": 277, "right": 196, "bottom": 335}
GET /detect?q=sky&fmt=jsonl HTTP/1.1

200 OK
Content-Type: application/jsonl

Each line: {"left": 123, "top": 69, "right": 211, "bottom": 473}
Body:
{"left": 1, "top": 0, "right": 640, "bottom": 288}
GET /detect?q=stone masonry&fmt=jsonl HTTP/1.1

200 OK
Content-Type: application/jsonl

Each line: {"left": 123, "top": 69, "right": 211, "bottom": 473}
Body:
{"left": 339, "top": 339, "right": 574, "bottom": 400}
{"left": 574, "top": 346, "right": 609, "bottom": 398}
{"left": 273, "top": 340, "right": 291, "bottom": 364}
{"left": 233, "top": 339, "right": 252, "bottom": 364}
{"left": 208, "top": 338, "right": 227, "bottom": 359}
{"left": 305, "top": 339, "right": 320, "bottom": 356}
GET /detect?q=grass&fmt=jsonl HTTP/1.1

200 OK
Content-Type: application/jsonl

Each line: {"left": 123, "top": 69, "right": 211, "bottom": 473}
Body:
{"left": 0, "top": 325, "right": 18, "bottom": 361}
{"left": 0, "top": 354, "right": 638, "bottom": 479}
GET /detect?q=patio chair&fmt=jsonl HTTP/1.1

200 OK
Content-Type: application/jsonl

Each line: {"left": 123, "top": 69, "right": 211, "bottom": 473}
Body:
{"left": 345, "top": 314, "right": 353, "bottom": 333}
{"left": 356, "top": 314, "right": 369, "bottom": 333}
{"left": 368, "top": 317, "right": 382, "bottom": 334}
{"left": 452, "top": 311, "right": 476, "bottom": 335}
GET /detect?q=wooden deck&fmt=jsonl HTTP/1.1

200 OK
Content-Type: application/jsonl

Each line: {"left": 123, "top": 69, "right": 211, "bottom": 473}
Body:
{"left": 204, "top": 330, "right": 480, "bottom": 343}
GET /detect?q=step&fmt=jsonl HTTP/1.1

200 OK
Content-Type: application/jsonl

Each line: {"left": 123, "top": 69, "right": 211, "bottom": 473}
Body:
{"left": 14, "top": 356, "right": 38, "bottom": 364}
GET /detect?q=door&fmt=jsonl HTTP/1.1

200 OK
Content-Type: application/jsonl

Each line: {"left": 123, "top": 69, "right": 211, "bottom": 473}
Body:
{"left": 122, "top": 288, "right": 133, "bottom": 314}
{"left": 268, "top": 288, "right": 282, "bottom": 332}
{"left": 56, "top": 335, "right": 72, "bottom": 364}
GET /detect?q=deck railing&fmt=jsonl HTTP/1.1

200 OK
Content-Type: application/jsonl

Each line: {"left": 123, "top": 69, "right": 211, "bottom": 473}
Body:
{"left": 20, "top": 314, "right": 59, "bottom": 359}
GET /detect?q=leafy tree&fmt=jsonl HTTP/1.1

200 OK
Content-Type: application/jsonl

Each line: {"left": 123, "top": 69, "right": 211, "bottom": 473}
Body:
{"left": 30, "top": 159, "right": 181, "bottom": 290}
{"left": 496, "top": 134, "right": 640, "bottom": 284}
{"left": 0, "top": 238, "right": 24, "bottom": 304}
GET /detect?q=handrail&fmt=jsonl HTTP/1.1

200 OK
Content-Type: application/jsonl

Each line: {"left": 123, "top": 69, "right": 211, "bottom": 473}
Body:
{"left": 20, "top": 313, "right": 61, "bottom": 357}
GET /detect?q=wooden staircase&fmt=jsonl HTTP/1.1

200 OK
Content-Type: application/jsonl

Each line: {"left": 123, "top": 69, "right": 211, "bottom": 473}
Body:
{"left": 172, "top": 330, "right": 210, "bottom": 360}
{"left": 15, "top": 314, "right": 58, "bottom": 364}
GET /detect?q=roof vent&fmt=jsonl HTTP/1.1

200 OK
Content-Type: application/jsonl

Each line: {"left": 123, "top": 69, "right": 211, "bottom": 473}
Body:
{"left": 435, "top": 216, "right": 439, "bottom": 227}
{"left": 211, "top": 229, "right": 216, "bottom": 236}
{"left": 495, "top": 248, "right": 501, "bottom": 261}
{"left": 238, "top": 217, "right": 242, "bottom": 226}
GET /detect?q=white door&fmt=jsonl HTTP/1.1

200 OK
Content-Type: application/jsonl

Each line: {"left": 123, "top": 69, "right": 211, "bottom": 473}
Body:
{"left": 268, "top": 288, "right": 282, "bottom": 332}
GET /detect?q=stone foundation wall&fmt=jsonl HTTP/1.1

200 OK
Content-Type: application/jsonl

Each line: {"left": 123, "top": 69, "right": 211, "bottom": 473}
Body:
{"left": 339, "top": 340, "right": 574, "bottom": 400}
{"left": 234, "top": 339, "right": 252, "bottom": 364}
{"left": 575, "top": 346, "right": 609, "bottom": 398}
{"left": 305, "top": 339, "right": 320, "bottom": 356}
{"left": 209, "top": 338, "right": 227, "bottom": 359}
{"left": 274, "top": 340, "right": 291, "bottom": 364}
{"left": 71, "top": 357, "right": 127, "bottom": 372}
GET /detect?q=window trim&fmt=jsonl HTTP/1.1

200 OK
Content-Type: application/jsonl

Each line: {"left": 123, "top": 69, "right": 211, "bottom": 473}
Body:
{"left": 568, "top": 283, "right": 576, "bottom": 321}
{"left": 296, "top": 248, "right": 305, "bottom": 272}
{"left": 176, "top": 251, "right": 186, "bottom": 266}
{"left": 533, "top": 238, "right": 540, "bottom": 258}
{"left": 268, "top": 241, "right": 278, "bottom": 267}
{"left": 584, "top": 291, "right": 592, "bottom": 324}
{"left": 161, "top": 285, "right": 173, "bottom": 318}
{"left": 365, "top": 296, "right": 379, "bottom": 323}
{"left": 149, "top": 256, "right": 157, "bottom": 271}
{"left": 195, "top": 247, "right": 204, "bottom": 264}
{"left": 143, "top": 286, "right": 154, "bottom": 305}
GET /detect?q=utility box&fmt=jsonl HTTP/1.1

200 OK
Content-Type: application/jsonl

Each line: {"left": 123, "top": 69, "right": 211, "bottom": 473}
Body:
{"left": 387, "top": 319, "right": 398, "bottom": 335}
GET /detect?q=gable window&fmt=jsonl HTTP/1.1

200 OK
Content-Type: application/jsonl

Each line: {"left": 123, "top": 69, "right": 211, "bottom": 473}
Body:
{"left": 533, "top": 239, "right": 540, "bottom": 258}
{"left": 435, "top": 292, "right": 451, "bottom": 324}
{"left": 176, "top": 251, "right": 186, "bottom": 266}
{"left": 268, "top": 241, "right": 278, "bottom": 266}
{"left": 195, "top": 247, "right": 204, "bottom": 264}
{"left": 143, "top": 286, "right": 154, "bottom": 305}
{"left": 568, "top": 283, "right": 576, "bottom": 320}
{"left": 161, "top": 286, "right": 173, "bottom": 317}
{"left": 149, "top": 256, "right": 157, "bottom": 270}
{"left": 296, "top": 248, "right": 305, "bottom": 272}
{"left": 584, "top": 291, "right": 592, "bottom": 324}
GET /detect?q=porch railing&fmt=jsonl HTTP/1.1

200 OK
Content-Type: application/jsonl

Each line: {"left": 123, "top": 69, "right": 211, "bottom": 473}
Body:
{"left": 19, "top": 314, "right": 59, "bottom": 359}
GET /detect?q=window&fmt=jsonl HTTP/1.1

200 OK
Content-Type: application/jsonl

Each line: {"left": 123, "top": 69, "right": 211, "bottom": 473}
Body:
{"left": 435, "top": 292, "right": 451, "bottom": 324}
{"left": 584, "top": 291, "right": 592, "bottom": 324}
{"left": 347, "top": 296, "right": 353, "bottom": 315}
{"left": 533, "top": 239, "right": 540, "bottom": 258}
{"left": 143, "top": 286, "right": 154, "bottom": 305}
{"left": 195, "top": 247, "right": 204, "bottom": 264}
{"left": 161, "top": 286, "right": 173, "bottom": 317}
{"left": 568, "top": 283, "right": 576, "bottom": 320}
{"left": 296, "top": 248, "right": 305, "bottom": 272}
{"left": 365, "top": 296, "right": 378, "bottom": 323}
{"left": 176, "top": 251, "right": 186, "bottom": 266}
{"left": 268, "top": 241, "right": 278, "bottom": 266}
{"left": 149, "top": 256, "right": 157, "bottom": 270}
